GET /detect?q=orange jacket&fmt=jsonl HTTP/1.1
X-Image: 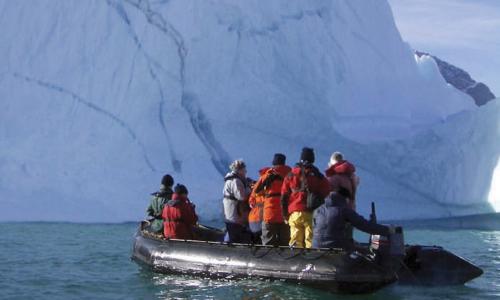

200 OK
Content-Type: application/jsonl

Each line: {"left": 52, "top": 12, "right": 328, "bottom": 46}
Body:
{"left": 251, "top": 165, "right": 292, "bottom": 224}
{"left": 248, "top": 168, "right": 267, "bottom": 226}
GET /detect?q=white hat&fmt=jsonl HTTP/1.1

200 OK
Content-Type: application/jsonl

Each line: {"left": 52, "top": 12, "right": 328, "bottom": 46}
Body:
{"left": 328, "top": 152, "right": 343, "bottom": 167}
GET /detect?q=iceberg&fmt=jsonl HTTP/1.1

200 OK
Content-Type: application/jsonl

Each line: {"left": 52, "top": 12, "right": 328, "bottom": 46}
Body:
{"left": 0, "top": 0, "right": 497, "bottom": 222}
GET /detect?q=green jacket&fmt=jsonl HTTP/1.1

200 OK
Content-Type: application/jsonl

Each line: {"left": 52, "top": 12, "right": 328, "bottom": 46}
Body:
{"left": 146, "top": 185, "right": 173, "bottom": 233}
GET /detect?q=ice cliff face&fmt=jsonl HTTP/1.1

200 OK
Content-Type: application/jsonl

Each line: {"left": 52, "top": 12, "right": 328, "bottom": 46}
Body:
{"left": 416, "top": 51, "right": 496, "bottom": 106}
{"left": 0, "top": 0, "right": 498, "bottom": 222}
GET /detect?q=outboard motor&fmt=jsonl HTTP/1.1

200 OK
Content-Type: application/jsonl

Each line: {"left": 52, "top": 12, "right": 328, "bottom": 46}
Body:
{"left": 371, "top": 227, "right": 405, "bottom": 256}
{"left": 369, "top": 202, "right": 405, "bottom": 272}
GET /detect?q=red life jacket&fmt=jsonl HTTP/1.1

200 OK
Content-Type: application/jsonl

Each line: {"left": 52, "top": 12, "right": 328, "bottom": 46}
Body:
{"left": 325, "top": 160, "right": 356, "bottom": 177}
{"left": 325, "top": 160, "right": 357, "bottom": 205}
{"left": 162, "top": 193, "right": 198, "bottom": 239}
{"left": 281, "top": 163, "right": 331, "bottom": 214}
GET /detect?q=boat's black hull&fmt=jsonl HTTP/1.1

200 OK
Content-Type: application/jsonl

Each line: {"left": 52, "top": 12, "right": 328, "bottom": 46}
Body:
{"left": 132, "top": 230, "right": 396, "bottom": 294}
{"left": 397, "top": 245, "right": 483, "bottom": 285}
{"left": 132, "top": 224, "right": 483, "bottom": 292}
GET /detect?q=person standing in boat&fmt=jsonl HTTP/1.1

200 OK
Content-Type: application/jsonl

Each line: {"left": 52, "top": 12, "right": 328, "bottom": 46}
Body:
{"left": 248, "top": 173, "right": 265, "bottom": 244}
{"left": 281, "top": 148, "right": 331, "bottom": 248}
{"left": 325, "top": 152, "right": 359, "bottom": 210}
{"left": 251, "top": 153, "right": 292, "bottom": 246}
{"left": 312, "top": 189, "right": 392, "bottom": 249}
{"left": 146, "top": 174, "right": 174, "bottom": 233}
{"left": 223, "top": 159, "right": 252, "bottom": 243}
{"left": 162, "top": 184, "right": 198, "bottom": 239}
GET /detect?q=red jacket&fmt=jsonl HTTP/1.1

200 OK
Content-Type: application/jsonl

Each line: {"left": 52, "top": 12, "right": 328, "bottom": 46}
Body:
{"left": 162, "top": 193, "right": 198, "bottom": 239}
{"left": 281, "top": 163, "right": 331, "bottom": 215}
{"left": 325, "top": 160, "right": 358, "bottom": 208}
{"left": 251, "top": 165, "right": 292, "bottom": 224}
{"left": 325, "top": 160, "right": 356, "bottom": 177}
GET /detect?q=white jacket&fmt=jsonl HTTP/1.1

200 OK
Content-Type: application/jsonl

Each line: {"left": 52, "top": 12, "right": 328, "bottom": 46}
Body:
{"left": 222, "top": 172, "right": 250, "bottom": 224}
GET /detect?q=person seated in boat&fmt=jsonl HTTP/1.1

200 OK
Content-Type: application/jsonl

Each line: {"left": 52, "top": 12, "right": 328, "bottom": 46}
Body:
{"left": 312, "top": 189, "right": 392, "bottom": 249}
{"left": 325, "top": 152, "right": 359, "bottom": 210}
{"left": 162, "top": 184, "right": 198, "bottom": 239}
{"left": 248, "top": 177, "right": 264, "bottom": 244}
{"left": 250, "top": 153, "right": 292, "bottom": 246}
{"left": 146, "top": 174, "right": 174, "bottom": 233}
{"left": 223, "top": 159, "right": 252, "bottom": 243}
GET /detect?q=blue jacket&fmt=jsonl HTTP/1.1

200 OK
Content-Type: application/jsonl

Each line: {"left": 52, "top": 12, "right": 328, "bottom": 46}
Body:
{"left": 313, "top": 192, "right": 389, "bottom": 249}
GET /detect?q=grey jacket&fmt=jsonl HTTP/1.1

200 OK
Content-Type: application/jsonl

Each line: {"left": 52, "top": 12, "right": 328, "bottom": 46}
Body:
{"left": 313, "top": 192, "right": 389, "bottom": 249}
{"left": 222, "top": 172, "right": 251, "bottom": 224}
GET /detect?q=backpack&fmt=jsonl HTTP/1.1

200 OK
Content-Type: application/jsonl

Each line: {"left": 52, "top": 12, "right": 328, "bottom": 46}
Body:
{"left": 299, "top": 165, "right": 325, "bottom": 211}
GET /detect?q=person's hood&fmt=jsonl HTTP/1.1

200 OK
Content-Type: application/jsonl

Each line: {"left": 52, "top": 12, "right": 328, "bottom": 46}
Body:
{"left": 151, "top": 184, "right": 173, "bottom": 196}
{"left": 167, "top": 193, "right": 187, "bottom": 206}
{"left": 325, "top": 192, "right": 348, "bottom": 208}
{"left": 259, "top": 167, "right": 271, "bottom": 175}
{"left": 325, "top": 160, "right": 355, "bottom": 177}
{"left": 273, "top": 165, "right": 292, "bottom": 177}
{"left": 224, "top": 172, "right": 238, "bottom": 180}
{"left": 293, "top": 163, "right": 322, "bottom": 177}
{"left": 172, "top": 193, "right": 188, "bottom": 201}
{"left": 159, "top": 184, "right": 172, "bottom": 192}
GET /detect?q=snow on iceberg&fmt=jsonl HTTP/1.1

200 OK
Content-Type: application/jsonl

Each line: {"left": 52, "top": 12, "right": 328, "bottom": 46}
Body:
{"left": 0, "top": 0, "right": 497, "bottom": 222}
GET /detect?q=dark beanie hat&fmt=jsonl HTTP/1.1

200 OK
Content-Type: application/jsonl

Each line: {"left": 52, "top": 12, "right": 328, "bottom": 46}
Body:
{"left": 161, "top": 174, "right": 174, "bottom": 187}
{"left": 174, "top": 184, "right": 188, "bottom": 195}
{"left": 300, "top": 147, "right": 315, "bottom": 163}
{"left": 272, "top": 153, "right": 286, "bottom": 166}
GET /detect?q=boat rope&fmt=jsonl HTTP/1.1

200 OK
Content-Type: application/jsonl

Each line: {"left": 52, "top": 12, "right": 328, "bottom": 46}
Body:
{"left": 250, "top": 246, "right": 274, "bottom": 258}
{"left": 300, "top": 251, "right": 330, "bottom": 260}
{"left": 277, "top": 248, "right": 305, "bottom": 260}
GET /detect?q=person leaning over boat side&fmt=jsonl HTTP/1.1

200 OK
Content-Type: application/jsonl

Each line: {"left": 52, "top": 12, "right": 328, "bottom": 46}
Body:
{"left": 146, "top": 174, "right": 174, "bottom": 233}
{"left": 251, "top": 153, "right": 292, "bottom": 246}
{"left": 223, "top": 159, "right": 252, "bottom": 243}
{"left": 281, "top": 148, "right": 331, "bottom": 248}
{"left": 325, "top": 152, "right": 359, "bottom": 210}
{"left": 162, "top": 184, "right": 198, "bottom": 239}
{"left": 312, "top": 189, "right": 393, "bottom": 249}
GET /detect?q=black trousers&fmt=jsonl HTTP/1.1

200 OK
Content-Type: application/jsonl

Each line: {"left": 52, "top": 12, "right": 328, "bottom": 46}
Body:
{"left": 224, "top": 222, "right": 251, "bottom": 243}
{"left": 261, "top": 222, "right": 290, "bottom": 246}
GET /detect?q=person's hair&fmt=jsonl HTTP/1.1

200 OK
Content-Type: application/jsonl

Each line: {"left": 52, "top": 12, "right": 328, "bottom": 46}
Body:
{"left": 230, "top": 159, "right": 246, "bottom": 172}
{"left": 174, "top": 184, "right": 188, "bottom": 195}
{"left": 161, "top": 174, "right": 174, "bottom": 187}
{"left": 333, "top": 152, "right": 343, "bottom": 161}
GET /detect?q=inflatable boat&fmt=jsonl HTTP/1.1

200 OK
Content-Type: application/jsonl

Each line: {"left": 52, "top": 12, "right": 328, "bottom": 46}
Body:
{"left": 131, "top": 222, "right": 483, "bottom": 294}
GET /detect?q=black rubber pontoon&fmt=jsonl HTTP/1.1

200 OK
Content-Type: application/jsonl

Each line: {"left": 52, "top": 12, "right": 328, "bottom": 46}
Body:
{"left": 132, "top": 223, "right": 483, "bottom": 293}
{"left": 397, "top": 244, "right": 483, "bottom": 285}
{"left": 132, "top": 224, "right": 396, "bottom": 294}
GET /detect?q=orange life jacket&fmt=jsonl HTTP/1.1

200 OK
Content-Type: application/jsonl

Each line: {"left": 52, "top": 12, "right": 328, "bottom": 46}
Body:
{"left": 251, "top": 165, "right": 291, "bottom": 224}
{"left": 248, "top": 168, "right": 267, "bottom": 230}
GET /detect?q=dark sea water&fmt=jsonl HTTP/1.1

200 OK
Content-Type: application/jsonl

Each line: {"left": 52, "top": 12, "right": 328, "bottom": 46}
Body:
{"left": 0, "top": 222, "right": 498, "bottom": 300}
